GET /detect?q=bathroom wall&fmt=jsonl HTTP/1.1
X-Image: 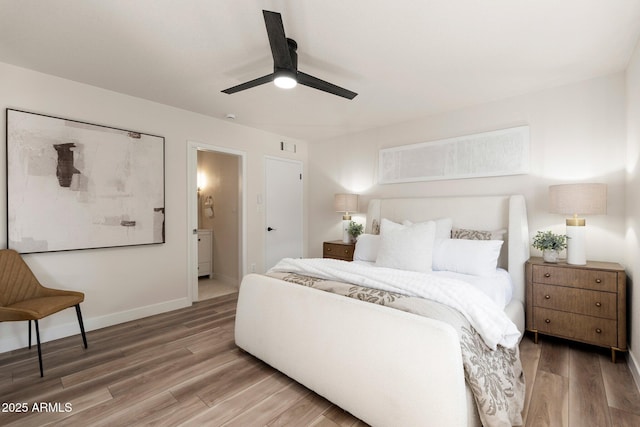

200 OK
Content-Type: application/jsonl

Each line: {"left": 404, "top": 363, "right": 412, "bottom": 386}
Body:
{"left": 197, "top": 150, "right": 240, "bottom": 285}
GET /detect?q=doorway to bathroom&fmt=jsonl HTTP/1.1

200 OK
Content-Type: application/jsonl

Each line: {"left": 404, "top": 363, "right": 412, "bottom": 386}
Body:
{"left": 187, "top": 141, "right": 246, "bottom": 302}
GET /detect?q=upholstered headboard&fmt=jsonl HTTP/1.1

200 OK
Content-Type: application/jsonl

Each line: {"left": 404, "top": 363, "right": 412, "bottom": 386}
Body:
{"left": 365, "top": 195, "right": 529, "bottom": 304}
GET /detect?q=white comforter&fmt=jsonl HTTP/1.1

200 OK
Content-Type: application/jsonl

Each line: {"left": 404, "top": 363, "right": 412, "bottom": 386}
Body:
{"left": 270, "top": 258, "right": 520, "bottom": 349}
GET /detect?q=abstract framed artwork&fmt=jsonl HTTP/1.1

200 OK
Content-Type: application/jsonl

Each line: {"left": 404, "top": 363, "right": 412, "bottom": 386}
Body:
{"left": 6, "top": 109, "right": 165, "bottom": 253}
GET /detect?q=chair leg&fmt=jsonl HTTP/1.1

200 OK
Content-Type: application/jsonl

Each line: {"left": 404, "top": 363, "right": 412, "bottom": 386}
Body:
{"left": 34, "top": 320, "right": 43, "bottom": 377}
{"left": 28, "top": 320, "right": 32, "bottom": 349}
{"left": 75, "top": 304, "right": 88, "bottom": 349}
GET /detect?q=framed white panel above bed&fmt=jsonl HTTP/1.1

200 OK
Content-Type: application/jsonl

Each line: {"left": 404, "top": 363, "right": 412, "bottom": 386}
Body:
{"left": 378, "top": 126, "right": 530, "bottom": 184}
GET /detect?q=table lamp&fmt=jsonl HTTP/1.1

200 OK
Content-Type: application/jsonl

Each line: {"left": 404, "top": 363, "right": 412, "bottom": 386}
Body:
{"left": 549, "top": 183, "right": 607, "bottom": 265}
{"left": 334, "top": 193, "right": 359, "bottom": 243}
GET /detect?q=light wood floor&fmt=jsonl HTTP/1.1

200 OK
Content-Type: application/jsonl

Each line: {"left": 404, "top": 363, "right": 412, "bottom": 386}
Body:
{"left": 1, "top": 293, "right": 640, "bottom": 426}
{"left": 198, "top": 277, "right": 238, "bottom": 301}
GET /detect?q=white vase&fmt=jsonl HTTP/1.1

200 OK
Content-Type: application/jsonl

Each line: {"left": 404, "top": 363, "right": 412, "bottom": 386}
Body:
{"left": 543, "top": 249, "right": 559, "bottom": 263}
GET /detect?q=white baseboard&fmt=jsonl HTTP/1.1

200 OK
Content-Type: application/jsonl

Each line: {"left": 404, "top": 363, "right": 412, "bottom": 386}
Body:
{"left": 627, "top": 349, "right": 640, "bottom": 393}
{"left": 0, "top": 297, "right": 191, "bottom": 354}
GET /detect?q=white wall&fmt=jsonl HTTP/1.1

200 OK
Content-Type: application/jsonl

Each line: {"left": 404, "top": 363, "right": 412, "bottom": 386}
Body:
{"left": 626, "top": 38, "right": 640, "bottom": 383}
{"left": 309, "top": 70, "right": 635, "bottom": 379}
{"left": 309, "top": 73, "right": 627, "bottom": 266}
{"left": 0, "top": 62, "right": 307, "bottom": 352}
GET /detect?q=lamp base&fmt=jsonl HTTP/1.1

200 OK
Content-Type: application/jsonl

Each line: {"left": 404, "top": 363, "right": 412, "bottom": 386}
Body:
{"left": 342, "top": 219, "right": 351, "bottom": 243}
{"left": 566, "top": 224, "right": 586, "bottom": 265}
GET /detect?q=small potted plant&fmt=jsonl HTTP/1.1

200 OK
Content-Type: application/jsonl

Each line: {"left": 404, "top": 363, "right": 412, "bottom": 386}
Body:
{"left": 532, "top": 230, "right": 568, "bottom": 263}
{"left": 348, "top": 221, "right": 364, "bottom": 243}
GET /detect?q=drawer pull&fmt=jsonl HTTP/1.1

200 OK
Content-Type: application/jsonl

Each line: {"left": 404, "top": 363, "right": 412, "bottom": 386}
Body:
{"left": 595, "top": 302, "right": 602, "bottom": 307}
{"left": 545, "top": 319, "right": 551, "bottom": 324}
{"left": 544, "top": 273, "right": 551, "bottom": 278}
{"left": 327, "top": 247, "right": 332, "bottom": 251}
{"left": 545, "top": 295, "right": 551, "bottom": 299}
{"left": 344, "top": 249, "right": 349, "bottom": 254}
{"left": 595, "top": 278, "right": 602, "bottom": 284}
{"left": 596, "top": 328, "right": 602, "bottom": 334}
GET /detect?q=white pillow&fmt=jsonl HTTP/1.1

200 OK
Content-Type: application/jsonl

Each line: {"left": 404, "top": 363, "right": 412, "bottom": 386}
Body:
{"left": 354, "top": 234, "right": 380, "bottom": 262}
{"left": 379, "top": 218, "right": 404, "bottom": 235}
{"left": 432, "top": 238, "right": 503, "bottom": 277}
{"left": 375, "top": 220, "right": 436, "bottom": 273}
{"left": 403, "top": 218, "right": 453, "bottom": 239}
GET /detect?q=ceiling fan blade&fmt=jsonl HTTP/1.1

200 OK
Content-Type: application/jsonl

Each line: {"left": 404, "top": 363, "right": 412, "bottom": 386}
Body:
{"left": 221, "top": 73, "right": 274, "bottom": 94}
{"left": 297, "top": 71, "right": 358, "bottom": 100}
{"left": 263, "top": 10, "right": 293, "bottom": 70}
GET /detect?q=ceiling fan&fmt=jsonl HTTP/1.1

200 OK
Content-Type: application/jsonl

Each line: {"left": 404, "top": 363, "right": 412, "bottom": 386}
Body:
{"left": 222, "top": 10, "right": 358, "bottom": 100}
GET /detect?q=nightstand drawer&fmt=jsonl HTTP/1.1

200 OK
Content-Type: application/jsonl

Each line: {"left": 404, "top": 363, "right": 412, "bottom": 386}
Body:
{"left": 573, "top": 314, "right": 617, "bottom": 347}
{"left": 533, "top": 307, "right": 574, "bottom": 339}
{"left": 532, "top": 265, "right": 618, "bottom": 292}
{"left": 533, "top": 307, "right": 618, "bottom": 347}
{"left": 532, "top": 283, "right": 617, "bottom": 319}
{"left": 323, "top": 241, "right": 354, "bottom": 261}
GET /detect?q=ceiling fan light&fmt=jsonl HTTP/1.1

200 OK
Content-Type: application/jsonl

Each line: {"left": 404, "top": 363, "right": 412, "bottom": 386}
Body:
{"left": 274, "top": 71, "right": 297, "bottom": 89}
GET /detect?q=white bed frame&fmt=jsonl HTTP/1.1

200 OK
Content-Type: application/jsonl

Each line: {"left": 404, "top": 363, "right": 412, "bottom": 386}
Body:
{"left": 235, "top": 195, "right": 529, "bottom": 427}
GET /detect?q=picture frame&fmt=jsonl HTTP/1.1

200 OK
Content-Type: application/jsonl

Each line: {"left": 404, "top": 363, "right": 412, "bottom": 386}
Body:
{"left": 378, "top": 125, "right": 530, "bottom": 184}
{"left": 6, "top": 109, "right": 165, "bottom": 253}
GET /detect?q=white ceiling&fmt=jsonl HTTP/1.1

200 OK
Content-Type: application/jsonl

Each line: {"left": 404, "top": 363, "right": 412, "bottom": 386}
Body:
{"left": 1, "top": 0, "right": 639, "bottom": 142}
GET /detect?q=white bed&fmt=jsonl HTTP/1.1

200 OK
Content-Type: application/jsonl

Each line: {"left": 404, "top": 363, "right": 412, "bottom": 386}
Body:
{"left": 235, "top": 195, "right": 529, "bottom": 427}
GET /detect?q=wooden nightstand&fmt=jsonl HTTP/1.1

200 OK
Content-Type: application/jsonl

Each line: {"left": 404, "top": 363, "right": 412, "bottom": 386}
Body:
{"left": 525, "top": 257, "right": 627, "bottom": 362}
{"left": 323, "top": 240, "right": 355, "bottom": 261}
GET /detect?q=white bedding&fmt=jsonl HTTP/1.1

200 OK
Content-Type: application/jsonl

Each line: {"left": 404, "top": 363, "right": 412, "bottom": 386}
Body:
{"left": 432, "top": 268, "right": 513, "bottom": 309}
{"left": 270, "top": 257, "right": 521, "bottom": 349}
{"left": 354, "top": 261, "right": 514, "bottom": 309}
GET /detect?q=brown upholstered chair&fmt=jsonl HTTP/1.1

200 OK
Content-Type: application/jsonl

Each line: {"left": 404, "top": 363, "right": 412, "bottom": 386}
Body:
{"left": 0, "top": 249, "right": 87, "bottom": 377}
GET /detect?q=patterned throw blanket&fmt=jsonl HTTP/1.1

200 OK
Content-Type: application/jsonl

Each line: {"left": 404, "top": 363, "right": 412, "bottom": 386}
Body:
{"left": 267, "top": 271, "right": 525, "bottom": 427}
{"left": 270, "top": 257, "right": 520, "bottom": 350}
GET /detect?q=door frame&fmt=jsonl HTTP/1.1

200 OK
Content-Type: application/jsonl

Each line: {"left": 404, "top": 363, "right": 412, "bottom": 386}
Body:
{"left": 264, "top": 155, "right": 304, "bottom": 270}
{"left": 187, "top": 140, "right": 247, "bottom": 303}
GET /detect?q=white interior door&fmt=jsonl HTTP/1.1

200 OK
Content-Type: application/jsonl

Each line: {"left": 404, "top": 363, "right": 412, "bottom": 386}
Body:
{"left": 265, "top": 157, "right": 303, "bottom": 270}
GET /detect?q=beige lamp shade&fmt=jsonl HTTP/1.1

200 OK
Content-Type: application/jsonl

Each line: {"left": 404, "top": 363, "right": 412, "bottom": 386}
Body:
{"left": 334, "top": 193, "right": 359, "bottom": 217}
{"left": 549, "top": 183, "right": 607, "bottom": 222}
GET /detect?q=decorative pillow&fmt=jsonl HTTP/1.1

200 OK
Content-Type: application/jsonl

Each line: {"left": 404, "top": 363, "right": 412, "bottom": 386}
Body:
{"left": 432, "top": 238, "right": 503, "bottom": 277}
{"left": 354, "top": 234, "right": 381, "bottom": 262}
{"left": 375, "top": 220, "right": 436, "bottom": 273}
{"left": 452, "top": 228, "right": 506, "bottom": 241}
{"left": 452, "top": 228, "right": 491, "bottom": 240}
{"left": 371, "top": 219, "right": 380, "bottom": 235}
{"left": 403, "top": 218, "right": 453, "bottom": 239}
{"left": 379, "top": 218, "right": 404, "bottom": 235}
